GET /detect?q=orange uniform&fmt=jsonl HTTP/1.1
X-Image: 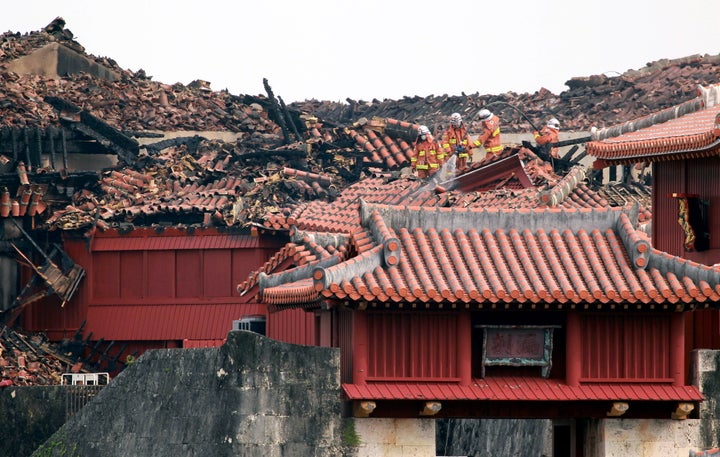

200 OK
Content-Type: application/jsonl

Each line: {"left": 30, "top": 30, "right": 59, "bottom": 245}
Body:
{"left": 534, "top": 126, "right": 560, "bottom": 158}
{"left": 412, "top": 135, "right": 441, "bottom": 178}
{"left": 477, "top": 114, "right": 502, "bottom": 155}
{"left": 441, "top": 125, "right": 480, "bottom": 171}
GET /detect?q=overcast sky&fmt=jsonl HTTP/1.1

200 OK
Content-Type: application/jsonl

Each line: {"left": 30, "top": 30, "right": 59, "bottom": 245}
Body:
{"left": 3, "top": 1, "right": 719, "bottom": 103}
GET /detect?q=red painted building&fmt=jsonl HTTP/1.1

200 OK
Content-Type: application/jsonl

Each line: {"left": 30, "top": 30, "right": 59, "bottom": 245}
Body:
{"left": 236, "top": 139, "right": 713, "bottom": 425}
{"left": 20, "top": 227, "right": 286, "bottom": 359}
{"left": 588, "top": 83, "right": 720, "bottom": 350}
{"left": 251, "top": 200, "right": 711, "bottom": 420}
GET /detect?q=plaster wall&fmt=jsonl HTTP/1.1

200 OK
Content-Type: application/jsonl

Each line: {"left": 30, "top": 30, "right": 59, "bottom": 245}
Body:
{"left": 588, "top": 418, "right": 699, "bottom": 457}
{"left": 6, "top": 43, "right": 120, "bottom": 81}
{"left": 353, "top": 418, "right": 436, "bottom": 457}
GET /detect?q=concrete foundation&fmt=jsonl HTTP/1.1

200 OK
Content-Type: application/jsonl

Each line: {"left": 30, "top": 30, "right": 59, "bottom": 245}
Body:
{"left": 354, "top": 418, "right": 436, "bottom": 457}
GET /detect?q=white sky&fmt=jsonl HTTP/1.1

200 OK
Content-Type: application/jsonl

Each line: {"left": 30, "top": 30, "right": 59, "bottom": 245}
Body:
{"left": 3, "top": 0, "right": 719, "bottom": 103}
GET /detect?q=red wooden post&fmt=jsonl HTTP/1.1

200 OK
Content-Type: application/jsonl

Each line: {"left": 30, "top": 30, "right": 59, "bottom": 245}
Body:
{"left": 670, "top": 312, "right": 685, "bottom": 386}
{"left": 457, "top": 311, "right": 472, "bottom": 386}
{"left": 566, "top": 311, "right": 581, "bottom": 387}
{"left": 353, "top": 311, "right": 368, "bottom": 385}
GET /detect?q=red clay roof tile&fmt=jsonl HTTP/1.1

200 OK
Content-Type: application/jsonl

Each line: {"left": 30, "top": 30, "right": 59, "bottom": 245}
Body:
{"left": 259, "top": 205, "right": 720, "bottom": 311}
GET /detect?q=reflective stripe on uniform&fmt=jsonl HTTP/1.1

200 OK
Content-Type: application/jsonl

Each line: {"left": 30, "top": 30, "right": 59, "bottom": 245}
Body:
{"left": 429, "top": 163, "right": 439, "bottom": 169}
{"left": 458, "top": 153, "right": 469, "bottom": 158}
{"left": 491, "top": 128, "right": 500, "bottom": 137}
{"left": 416, "top": 164, "right": 429, "bottom": 170}
{"left": 487, "top": 145, "right": 503, "bottom": 153}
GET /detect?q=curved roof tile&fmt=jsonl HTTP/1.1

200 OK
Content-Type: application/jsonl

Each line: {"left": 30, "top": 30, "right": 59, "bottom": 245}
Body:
{"left": 259, "top": 206, "right": 720, "bottom": 310}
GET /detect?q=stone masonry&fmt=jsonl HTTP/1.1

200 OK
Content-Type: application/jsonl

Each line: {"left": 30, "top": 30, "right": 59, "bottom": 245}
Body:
{"left": 32, "top": 330, "right": 353, "bottom": 457}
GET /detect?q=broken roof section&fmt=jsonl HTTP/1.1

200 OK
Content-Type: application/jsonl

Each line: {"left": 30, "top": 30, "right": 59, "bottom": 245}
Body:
{"left": 292, "top": 54, "right": 720, "bottom": 133}
{"left": 0, "top": 17, "right": 695, "bottom": 236}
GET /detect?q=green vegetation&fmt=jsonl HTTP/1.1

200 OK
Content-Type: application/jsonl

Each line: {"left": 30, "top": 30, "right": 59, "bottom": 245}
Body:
{"left": 342, "top": 418, "right": 361, "bottom": 447}
{"left": 33, "top": 430, "right": 80, "bottom": 457}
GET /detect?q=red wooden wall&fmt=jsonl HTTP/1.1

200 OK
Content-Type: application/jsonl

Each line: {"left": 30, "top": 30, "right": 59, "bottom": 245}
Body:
{"left": 580, "top": 313, "right": 672, "bottom": 382}
{"left": 652, "top": 158, "right": 720, "bottom": 263}
{"left": 652, "top": 158, "right": 720, "bottom": 350}
{"left": 266, "top": 307, "right": 315, "bottom": 346}
{"left": 366, "top": 312, "right": 460, "bottom": 381}
{"left": 21, "top": 229, "right": 286, "bottom": 349}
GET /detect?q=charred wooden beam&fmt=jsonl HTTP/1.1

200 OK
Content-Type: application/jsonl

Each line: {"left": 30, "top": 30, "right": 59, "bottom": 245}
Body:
{"left": 48, "top": 127, "right": 56, "bottom": 170}
{"left": 144, "top": 136, "right": 203, "bottom": 155}
{"left": 278, "top": 96, "right": 302, "bottom": 140}
{"left": 33, "top": 126, "right": 42, "bottom": 168}
{"left": 23, "top": 129, "right": 31, "bottom": 171}
{"left": 45, "top": 96, "right": 139, "bottom": 163}
{"left": 237, "top": 148, "right": 307, "bottom": 161}
{"left": 263, "top": 78, "right": 291, "bottom": 144}
{"left": 61, "top": 128, "right": 68, "bottom": 172}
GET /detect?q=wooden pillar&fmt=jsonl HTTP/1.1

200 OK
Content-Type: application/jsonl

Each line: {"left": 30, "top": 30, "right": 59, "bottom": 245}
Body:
{"left": 456, "top": 311, "right": 472, "bottom": 386}
{"left": 670, "top": 312, "right": 685, "bottom": 386}
{"left": 566, "top": 311, "right": 582, "bottom": 387}
{"left": 353, "top": 311, "right": 368, "bottom": 385}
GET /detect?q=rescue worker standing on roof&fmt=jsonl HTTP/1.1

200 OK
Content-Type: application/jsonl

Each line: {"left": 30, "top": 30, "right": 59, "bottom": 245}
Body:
{"left": 476, "top": 108, "right": 503, "bottom": 156}
{"left": 411, "top": 125, "right": 440, "bottom": 178}
{"left": 534, "top": 117, "right": 561, "bottom": 158}
{"left": 441, "top": 113, "right": 481, "bottom": 171}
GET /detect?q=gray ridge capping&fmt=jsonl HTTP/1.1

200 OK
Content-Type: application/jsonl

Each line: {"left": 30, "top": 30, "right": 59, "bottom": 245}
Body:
{"left": 364, "top": 201, "right": 630, "bottom": 234}
{"left": 291, "top": 228, "right": 350, "bottom": 249}
{"left": 314, "top": 244, "right": 384, "bottom": 290}
{"left": 645, "top": 249, "right": 720, "bottom": 289}
{"left": 258, "top": 254, "right": 341, "bottom": 292}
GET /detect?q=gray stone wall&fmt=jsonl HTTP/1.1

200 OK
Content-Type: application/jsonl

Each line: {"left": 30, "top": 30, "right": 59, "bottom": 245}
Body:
{"left": 692, "top": 349, "right": 720, "bottom": 450}
{"left": 32, "top": 330, "right": 352, "bottom": 457}
{"left": 0, "top": 386, "right": 66, "bottom": 457}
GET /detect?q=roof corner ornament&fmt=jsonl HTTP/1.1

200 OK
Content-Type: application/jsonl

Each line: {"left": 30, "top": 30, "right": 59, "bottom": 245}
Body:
{"left": 671, "top": 402, "right": 694, "bottom": 420}
{"left": 353, "top": 400, "right": 376, "bottom": 418}
{"left": 607, "top": 402, "right": 629, "bottom": 417}
{"left": 419, "top": 401, "right": 442, "bottom": 416}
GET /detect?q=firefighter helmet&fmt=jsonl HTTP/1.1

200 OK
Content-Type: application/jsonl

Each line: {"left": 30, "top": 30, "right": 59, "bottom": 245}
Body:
{"left": 450, "top": 112, "right": 462, "bottom": 127}
{"left": 418, "top": 125, "right": 431, "bottom": 136}
{"left": 547, "top": 118, "right": 560, "bottom": 129}
{"left": 478, "top": 109, "right": 492, "bottom": 121}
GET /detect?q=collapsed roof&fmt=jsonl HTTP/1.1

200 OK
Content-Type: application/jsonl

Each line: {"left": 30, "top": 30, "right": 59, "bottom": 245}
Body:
{"left": 0, "top": 18, "right": 715, "bottom": 235}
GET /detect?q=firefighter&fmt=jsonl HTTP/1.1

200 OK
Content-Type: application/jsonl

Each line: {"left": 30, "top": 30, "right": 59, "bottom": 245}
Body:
{"left": 441, "top": 113, "right": 480, "bottom": 172}
{"left": 476, "top": 109, "right": 503, "bottom": 156}
{"left": 411, "top": 125, "right": 440, "bottom": 178}
{"left": 534, "top": 117, "right": 561, "bottom": 158}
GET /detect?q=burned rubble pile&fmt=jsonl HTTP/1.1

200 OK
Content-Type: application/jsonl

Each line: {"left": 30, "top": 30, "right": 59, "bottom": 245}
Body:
{"left": 290, "top": 54, "right": 720, "bottom": 134}
{"left": 0, "top": 18, "right": 282, "bottom": 136}
{"left": 0, "top": 18, "right": 713, "bottom": 385}
{"left": 0, "top": 323, "right": 75, "bottom": 386}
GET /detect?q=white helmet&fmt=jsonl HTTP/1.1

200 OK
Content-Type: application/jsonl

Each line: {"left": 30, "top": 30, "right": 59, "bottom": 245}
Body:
{"left": 450, "top": 112, "right": 462, "bottom": 127}
{"left": 478, "top": 109, "right": 492, "bottom": 121}
{"left": 547, "top": 118, "right": 560, "bottom": 129}
{"left": 418, "top": 125, "right": 430, "bottom": 136}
